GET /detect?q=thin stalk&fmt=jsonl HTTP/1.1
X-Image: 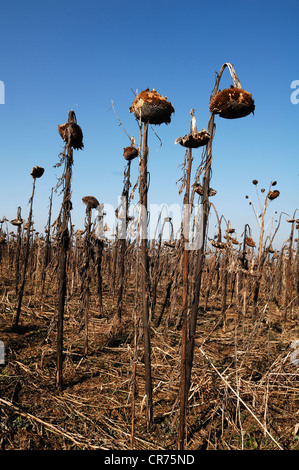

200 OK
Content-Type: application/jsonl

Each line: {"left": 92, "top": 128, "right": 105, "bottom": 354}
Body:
{"left": 139, "top": 121, "right": 153, "bottom": 429}
{"left": 13, "top": 179, "right": 36, "bottom": 329}
{"left": 83, "top": 205, "right": 92, "bottom": 356}
{"left": 56, "top": 136, "right": 73, "bottom": 389}
{"left": 178, "top": 146, "right": 193, "bottom": 450}
{"left": 117, "top": 160, "right": 131, "bottom": 320}
{"left": 182, "top": 64, "right": 233, "bottom": 440}
{"left": 14, "top": 207, "right": 22, "bottom": 297}
{"left": 296, "top": 226, "right": 299, "bottom": 306}
{"left": 41, "top": 187, "right": 53, "bottom": 302}
{"left": 284, "top": 218, "right": 295, "bottom": 321}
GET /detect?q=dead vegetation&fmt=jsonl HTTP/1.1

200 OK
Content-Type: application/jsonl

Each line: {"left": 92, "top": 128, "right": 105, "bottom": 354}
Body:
{"left": 0, "top": 63, "right": 298, "bottom": 451}
{"left": 0, "top": 235, "right": 298, "bottom": 450}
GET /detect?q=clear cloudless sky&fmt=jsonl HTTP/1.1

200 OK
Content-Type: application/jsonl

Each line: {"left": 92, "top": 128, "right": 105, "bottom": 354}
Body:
{"left": 0, "top": 0, "right": 298, "bottom": 249}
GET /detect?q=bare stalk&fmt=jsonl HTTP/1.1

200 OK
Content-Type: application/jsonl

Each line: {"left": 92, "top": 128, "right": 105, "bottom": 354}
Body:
{"left": 56, "top": 143, "right": 72, "bottom": 389}
{"left": 41, "top": 187, "right": 53, "bottom": 302}
{"left": 181, "top": 63, "right": 248, "bottom": 447}
{"left": 13, "top": 176, "right": 38, "bottom": 329}
{"left": 116, "top": 160, "right": 131, "bottom": 320}
{"left": 56, "top": 110, "right": 80, "bottom": 389}
{"left": 178, "top": 145, "right": 193, "bottom": 450}
{"left": 139, "top": 121, "right": 153, "bottom": 429}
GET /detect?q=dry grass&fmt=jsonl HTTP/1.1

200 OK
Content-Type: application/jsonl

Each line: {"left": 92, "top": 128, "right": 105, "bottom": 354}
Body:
{"left": 0, "top": 245, "right": 298, "bottom": 451}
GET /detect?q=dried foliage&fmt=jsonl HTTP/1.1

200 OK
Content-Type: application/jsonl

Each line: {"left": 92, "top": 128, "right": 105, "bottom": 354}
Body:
{"left": 267, "top": 190, "right": 280, "bottom": 201}
{"left": 175, "top": 129, "right": 210, "bottom": 149}
{"left": 245, "top": 237, "right": 256, "bottom": 248}
{"left": 0, "top": 236, "right": 298, "bottom": 450}
{"left": 209, "top": 87, "right": 255, "bottom": 119}
{"left": 58, "top": 122, "right": 84, "bottom": 150}
{"left": 129, "top": 89, "right": 175, "bottom": 125}
{"left": 30, "top": 166, "right": 45, "bottom": 179}
{"left": 123, "top": 146, "right": 139, "bottom": 161}
{"left": 0, "top": 66, "right": 298, "bottom": 452}
{"left": 82, "top": 196, "right": 100, "bottom": 209}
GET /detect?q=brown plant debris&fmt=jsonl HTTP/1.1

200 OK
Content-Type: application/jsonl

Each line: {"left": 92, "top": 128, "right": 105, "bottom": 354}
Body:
{"left": 175, "top": 129, "right": 210, "bottom": 148}
{"left": 245, "top": 236, "right": 256, "bottom": 247}
{"left": 129, "top": 88, "right": 174, "bottom": 125}
{"left": 30, "top": 166, "right": 45, "bottom": 179}
{"left": 10, "top": 218, "right": 23, "bottom": 226}
{"left": 193, "top": 183, "right": 217, "bottom": 197}
{"left": 123, "top": 146, "right": 139, "bottom": 161}
{"left": 267, "top": 190, "right": 280, "bottom": 201}
{"left": 209, "top": 87, "right": 255, "bottom": 119}
{"left": 210, "top": 240, "right": 227, "bottom": 249}
{"left": 58, "top": 122, "right": 84, "bottom": 150}
{"left": 82, "top": 196, "right": 99, "bottom": 209}
{"left": 0, "top": 236, "right": 298, "bottom": 451}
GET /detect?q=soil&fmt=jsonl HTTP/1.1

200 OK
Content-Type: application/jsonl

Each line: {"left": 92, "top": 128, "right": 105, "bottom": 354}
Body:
{"left": 0, "top": 262, "right": 299, "bottom": 451}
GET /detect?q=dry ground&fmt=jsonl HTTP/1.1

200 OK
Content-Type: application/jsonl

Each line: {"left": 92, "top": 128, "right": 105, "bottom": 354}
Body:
{"left": 0, "top": 265, "right": 299, "bottom": 451}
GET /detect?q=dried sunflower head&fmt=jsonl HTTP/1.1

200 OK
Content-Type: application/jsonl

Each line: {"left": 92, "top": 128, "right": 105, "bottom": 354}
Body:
{"left": 123, "top": 146, "right": 139, "bottom": 161}
{"left": 130, "top": 88, "right": 174, "bottom": 125}
{"left": 10, "top": 218, "right": 23, "bottom": 226}
{"left": 82, "top": 196, "right": 99, "bottom": 209}
{"left": 58, "top": 113, "right": 84, "bottom": 150}
{"left": 30, "top": 166, "right": 44, "bottom": 178}
{"left": 267, "top": 190, "right": 280, "bottom": 200}
{"left": 209, "top": 87, "right": 255, "bottom": 119}
{"left": 245, "top": 237, "right": 256, "bottom": 247}
{"left": 175, "top": 129, "right": 210, "bottom": 148}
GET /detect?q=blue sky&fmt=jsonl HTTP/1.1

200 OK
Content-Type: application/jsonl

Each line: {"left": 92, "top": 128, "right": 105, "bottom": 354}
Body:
{"left": 0, "top": 0, "right": 298, "bottom": 249}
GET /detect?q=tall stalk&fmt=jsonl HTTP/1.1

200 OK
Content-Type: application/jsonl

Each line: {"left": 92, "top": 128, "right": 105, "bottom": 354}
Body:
{"left": 139, "top": 121, "right": 153, "bottom": 429}
{"left": 41, "top": 187, "right": 53, "bottom": 302}
{"left": 56, "top": 141, "right": 72, "bottom": 389}
{"left": 82, "top": 204, "right": 92, "bottom": 355}
{"left": 284, "top": 213, "right": 296, "bottom": 321}
{"left": 178, "top": 144, "right": 193, "bottom": 450}
{"left": 180, "top": 63, "right": 252, "bottom": 448}
{"left": 13, "top": 167, "right": 44, "bottom": 329}
{"left": 180, "top": 84, "right": 217, "bottom": 446}
{"left": 56, "top": 109, "right": 83, "bottom": 389}
{"left": 13, "top": 207, "right": 22, "bottom": 297}
{"left": 129, "top": 88, "right": 174, "bottom": 429}
{"left": 296, "top": 221, "right": 299, "bottom": 306}
{"left": 116, "top": 159, "right": 131, "bottom": 320}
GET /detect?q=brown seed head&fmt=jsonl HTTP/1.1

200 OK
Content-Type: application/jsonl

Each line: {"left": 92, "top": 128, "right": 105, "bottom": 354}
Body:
{"left": 10, "top": 218, "right": 23, "bottom": 226}
{"left": 267, "top": 190, "right": 280, "bottom": 200}
{"left": 30, "top": 166, "right": 44, "bottom": 178}
{"left": 123, "top": 146, "right": 139, "bottom": 161}
{"left": 175, "top": 129, "right": 210, "bottom": 148}
{"left": 209, "top": 87, "right": 255, "bottom": 119}
{"left": 58, "top": 121, "right": 84, "bottom": 150}
{"left": 245, "top": 237, "right": 256, "bottom": 247}
{"left": 82, "top": 196, "right": 99, "bottom": 209}
{"left": 129, "top": 88, "right": 174, "bottom": 125}
{"left": 210, "top": 240, "right": 227, "bottom": 249}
